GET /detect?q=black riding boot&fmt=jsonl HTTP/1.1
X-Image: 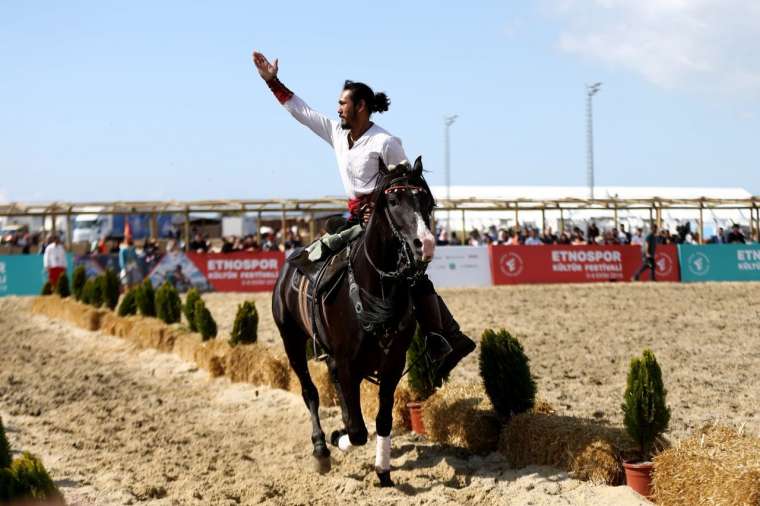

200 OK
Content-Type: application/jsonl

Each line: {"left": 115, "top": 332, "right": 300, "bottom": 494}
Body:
{"left": 413, "top": 291, "right": 476, "bottom": 384}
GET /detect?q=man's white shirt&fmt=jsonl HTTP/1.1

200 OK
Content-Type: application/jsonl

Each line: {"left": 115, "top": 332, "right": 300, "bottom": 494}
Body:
{"left": 43, "top": 243, "right": 66, "bottom": 269}
{"left": 282, "top": 95, "right": 407, "bottom": 197}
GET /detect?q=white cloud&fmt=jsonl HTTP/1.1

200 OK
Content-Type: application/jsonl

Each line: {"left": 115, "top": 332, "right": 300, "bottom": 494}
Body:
{"left": 550, "top": 0, "right": 760, "bottom": 97}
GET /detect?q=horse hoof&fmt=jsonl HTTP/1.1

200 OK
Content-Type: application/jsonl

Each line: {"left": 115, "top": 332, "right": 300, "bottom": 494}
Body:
{"left": 313, "top": 456, "right": 332, "bottom": 474}
{"left": 376, "top": 471, "right": 394, "bottom": 487}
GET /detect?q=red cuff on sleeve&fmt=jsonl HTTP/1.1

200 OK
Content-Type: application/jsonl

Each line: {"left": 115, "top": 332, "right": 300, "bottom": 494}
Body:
{"left": 266, "top": 77, "right": 294, "bottom": 105}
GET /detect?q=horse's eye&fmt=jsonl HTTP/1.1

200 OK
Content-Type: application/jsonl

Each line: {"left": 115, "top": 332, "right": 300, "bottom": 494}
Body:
{"left": 388, "top": 198, "right": 399, "bottom": 207}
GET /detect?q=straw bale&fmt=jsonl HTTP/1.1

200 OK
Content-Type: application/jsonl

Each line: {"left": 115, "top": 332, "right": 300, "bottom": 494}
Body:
{"left": 223, "top": 344, "right": 290, "bottom": 390}
{"left": 32, "top": 295, "right": 105, "bottom": 331}
{"left": 357, "top": 381, "right": 412, "bottom": 432}
{"left": 499, "top": 413, "right": 628, "bottom": 485}
{"left": 652, "top": 424, "right": 760, "bottom": 506}
{"left": 173, "top": 332, "right": 202, "bottom": 365}
{"left": 421, "top": 382, "right": 500, "bottom": 454}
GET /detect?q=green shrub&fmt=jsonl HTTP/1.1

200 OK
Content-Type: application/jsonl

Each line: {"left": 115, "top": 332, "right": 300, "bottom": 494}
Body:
{"left": 622, "top": 349, "right": 670, "bottom": 460}
{"left": 194, "top": 299, "right": 217, "bottom": 340}
{"left": 40, "top": 281, "right": 53, "bottom": 296}
{"left": 117, "top": 288, "right": 138, "bottom": 317}
{"left": 135, "top": 278, "right": 156, "bottom": 317}
{"left": 183, "top": 288, "right": 201, "bottom": 331}
{"left": 54, "top": 273, "right": 70, "bottom": 298}
{"left": 479, "top": 328, "right": 536, "bottom": 420}
{"left": 406, "top": 326, "right": 438, "bottom": 401}
{"left": 230, "top": 301, "right": 259, "bottom": 345}
{"left": 80, "top": 278, "right": 96, "bottom": 305}
{"left": 0, "top": 467, "right": 18, "bottom": 502}
{"left": 8, "top": 452, "right": 62, "bottom": 503}
{"left": 0, "top": 416, "right": 11, "bottom": 468}
{"left": 88, "top": 275, "right": 105, "bottom": 308}
{"left": 71, "top": 265, "right": 86, "bottom": 300}
{"left": 103, "top": 269, "right": 120, "bottom": 310}
{"left": 156, "top": 282, "right": 182, "bottom": 324}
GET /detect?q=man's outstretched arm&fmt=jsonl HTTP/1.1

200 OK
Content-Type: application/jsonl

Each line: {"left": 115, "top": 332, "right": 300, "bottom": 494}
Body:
{"left": 252, "top": 51, "right": 334, "bottom": 145}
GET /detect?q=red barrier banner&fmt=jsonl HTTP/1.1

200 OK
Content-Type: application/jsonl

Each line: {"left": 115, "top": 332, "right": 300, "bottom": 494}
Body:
{"left": 489, "top": 244, "right": 680, "bottom": 285}
{"left": 636, "top": 244, "right": 680, "bottom": 282}
{"left": 188, "top": 251, "right": 285, "bottom": 292}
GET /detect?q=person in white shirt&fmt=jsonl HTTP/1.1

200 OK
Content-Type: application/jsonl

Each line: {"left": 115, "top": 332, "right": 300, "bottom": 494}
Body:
{"left": 42, "top": 235, "right": 67, "bottom": 286}
{"left": 253, "top": 51, "right": 475, "bottom": 382}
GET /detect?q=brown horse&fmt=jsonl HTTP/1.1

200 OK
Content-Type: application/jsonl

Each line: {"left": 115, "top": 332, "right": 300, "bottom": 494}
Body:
{"left": 272, "top": 157, "right": 435, "bottom": 487}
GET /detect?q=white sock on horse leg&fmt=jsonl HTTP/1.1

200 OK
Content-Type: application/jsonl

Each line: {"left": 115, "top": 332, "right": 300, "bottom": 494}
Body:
{"left": 338, "top": 434, "right": 353, "bottom": 452}
{"left": 375, "top": 434, "right": 391, "bottom": 472}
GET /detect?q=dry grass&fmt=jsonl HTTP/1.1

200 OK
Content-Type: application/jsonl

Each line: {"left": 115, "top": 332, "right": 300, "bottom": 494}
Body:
{"left": 422, "top": 382, "right": 500, "bottom": 454}
{"left": 652, "top": 424, "right": 760, "bottom": 505}
{"left": 499, "top": 413, "right": 630, "bottom": 485}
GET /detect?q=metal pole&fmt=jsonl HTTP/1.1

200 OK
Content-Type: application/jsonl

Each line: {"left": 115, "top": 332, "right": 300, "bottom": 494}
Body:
{"left": 444, "top": 115, "right": 457, "bottom": 233}
{"left": 281, "top": 207, "right": 287, "bottom": 248}
{"left": 460, "top": 209, "right": 466, "bottom": 246}
{"left": 586, "top": 83, "right": 601, "bottom": 199}
{"left": 184, "top": 207, "right": 190, "bottom": 251}
{"left": 699, "top": 203, "right": 704, "bottom": 244}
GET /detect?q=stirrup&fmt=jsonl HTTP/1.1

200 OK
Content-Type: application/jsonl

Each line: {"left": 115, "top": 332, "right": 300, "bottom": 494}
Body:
{"left": 423, "top": 332, "right": 453, "bottom": 366}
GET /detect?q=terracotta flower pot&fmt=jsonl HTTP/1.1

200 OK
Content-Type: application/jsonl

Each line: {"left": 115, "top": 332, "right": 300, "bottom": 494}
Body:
{"left": 623, "top": 460, "right": 654, "bottom": 499}
{"left": 407, "top": 402, "right": 426, "bottom": 435}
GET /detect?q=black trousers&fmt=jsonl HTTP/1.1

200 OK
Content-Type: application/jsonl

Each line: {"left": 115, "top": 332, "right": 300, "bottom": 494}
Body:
{"left": 634, "top": 256, "right": 656, "bottom": 281}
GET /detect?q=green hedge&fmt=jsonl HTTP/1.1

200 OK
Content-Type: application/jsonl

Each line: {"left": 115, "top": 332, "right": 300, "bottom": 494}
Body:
{"left": 479, "top": 328, "right": 536, "bottom": 420}
{"left": 230, "top": 301, "right": 258, "bottom": 345}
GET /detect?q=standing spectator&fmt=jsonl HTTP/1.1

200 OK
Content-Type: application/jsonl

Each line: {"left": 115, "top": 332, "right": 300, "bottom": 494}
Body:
{"left": 541, "top": 227, "right": 557, "bottom": 244}
{"left": 497, "top": 228, "right": 509, "bottom": 245}
{"left": 119, "top": 237, "right": 141, "bottom": 288}
{"left": 727, "top": 224, "right": 746, "bottom": 244}
{"left": 189, "top": 232, "right": 208, "bottom": 253}
{"left": 710, "top": 227, "right": 726, "bottom": 244}
{"left": 525, "top": 228, "right": 543, "bottom": 245}
{"left": 436, "top": 227, "right": 450, "bottom": 246}
{"left": 449, "top": 231, "right": 462, "bottom": 246}
{"left": 43, "top": 235, "right": 67, "bottom": 286}
{"left": 619, "top": 224, "right": 632, "bottom": 244}
{"left": 261, "top": 232, "right": 277, "bottom": 251}
{"left": 633, "top": 224, "right": 658, "bottom": 281}
{"left": 571, "top": 228, "right": 586, "bottom": 245}
{"left": 468, "top": 229, "right": 481, "bottom": 246}
{"left": 631, "top": 227, "right": 644, "bottom": 246}
{"left": 587, "top": 222, "right": 600, "bottom": 244}
{"left": 557, "top": 232, "right": 571, "bottom": 245}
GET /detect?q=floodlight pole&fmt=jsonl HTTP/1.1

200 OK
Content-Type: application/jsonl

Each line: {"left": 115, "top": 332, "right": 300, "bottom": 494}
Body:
{"left": 586, "top": 82, "right": 602, "bottom": 199}
{"left": 444, "top": 114, "right": 458, "bottom": 232}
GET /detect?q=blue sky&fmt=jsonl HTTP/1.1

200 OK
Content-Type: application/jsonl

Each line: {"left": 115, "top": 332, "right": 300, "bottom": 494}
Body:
{"left": 2, "top": 0, "right": 759, "bottom": 203}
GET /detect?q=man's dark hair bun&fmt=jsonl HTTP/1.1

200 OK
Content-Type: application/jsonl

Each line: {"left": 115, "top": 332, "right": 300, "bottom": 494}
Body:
{"left": 372, "top": 92, "right": 390, "bottom": 113}
{"left": 343, "top": 80, "right": 390, "bottom": 115}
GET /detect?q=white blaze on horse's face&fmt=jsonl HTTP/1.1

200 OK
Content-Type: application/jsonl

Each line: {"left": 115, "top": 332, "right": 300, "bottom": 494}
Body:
{"left": 414, "top": 211, "right": 435, "bottom": 262}
{"left": 386, "top": 185, "right": 435, "bottom": 263}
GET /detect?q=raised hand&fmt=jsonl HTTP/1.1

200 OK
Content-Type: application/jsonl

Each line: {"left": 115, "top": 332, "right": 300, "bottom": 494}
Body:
{"left": 252, "top": 51, "right": 278, "bottom": 81}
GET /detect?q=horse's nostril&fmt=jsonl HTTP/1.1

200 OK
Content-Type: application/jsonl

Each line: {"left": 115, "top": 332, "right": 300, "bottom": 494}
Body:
{"left": 413, "top": 239, "right": 422, "bottom": 249}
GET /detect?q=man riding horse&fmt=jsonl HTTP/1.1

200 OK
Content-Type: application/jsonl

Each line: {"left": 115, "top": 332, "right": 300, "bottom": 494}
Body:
{"left": 253, "top": 51, "right": 475, "bottom": 382}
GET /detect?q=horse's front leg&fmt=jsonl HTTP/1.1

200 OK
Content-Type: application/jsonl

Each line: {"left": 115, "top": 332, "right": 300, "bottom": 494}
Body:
{"left": 374, "top": 364, "right": 404, "bottom": 487}
{"left": 329, "top": 359, "right": 368, "bottom": 451}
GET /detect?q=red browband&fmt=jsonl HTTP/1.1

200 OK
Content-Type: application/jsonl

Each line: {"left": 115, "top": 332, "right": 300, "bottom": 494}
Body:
{"left": 384, "top": 185, "right": 425, "bottom": 194}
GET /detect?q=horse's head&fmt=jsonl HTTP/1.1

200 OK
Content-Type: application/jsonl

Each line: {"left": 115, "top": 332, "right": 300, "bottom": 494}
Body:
{"left": 370, "top": 156, "right": 436, "bottom": 273}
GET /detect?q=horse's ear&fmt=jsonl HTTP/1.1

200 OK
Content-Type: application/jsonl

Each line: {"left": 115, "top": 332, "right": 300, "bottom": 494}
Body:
{"left": 378, "top": 157, "right": 389, "bottom": 176}
{"left": 412, "top": 156, "right": 423, "bottom": 176}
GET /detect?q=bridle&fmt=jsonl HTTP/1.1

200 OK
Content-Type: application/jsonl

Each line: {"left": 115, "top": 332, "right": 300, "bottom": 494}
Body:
{"left": 361, "top": 179, "right": 430, "bottom": 283}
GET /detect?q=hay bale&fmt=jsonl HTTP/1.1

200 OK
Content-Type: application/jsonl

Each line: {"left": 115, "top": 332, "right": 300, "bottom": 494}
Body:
{"left": 358, "top": 381, "right": 412, "bottom": 432}
{"left": 421, "top": 382, "right": 500, "bottom": 454}
{"left": 223, "top": 344, "right": 290, "bottom": 390}
{"left": 499, "top": 413, "right": 628, "bottom": 485}
{"left": 652, "top": 425, "right": 760, "bottom": 505}
{"left": 173, "top": 332, "right": 202, "bottom": 365}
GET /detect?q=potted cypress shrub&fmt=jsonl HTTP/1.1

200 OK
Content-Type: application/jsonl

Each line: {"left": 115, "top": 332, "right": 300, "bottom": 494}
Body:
{"left": 71, "top": 265, "right": 86, "bottom": 300}
{"left": 621, "top": 349, "right": 670, "bottom": 498}
{"left": 103, "top": 269, "right": 120, "bottom": 310}
{"left": 183, "top": 288, "right": 201, "bottom": 331}
{"left": 117, "top": 288, "right": 138, "bottom": 316}
{"left": 135, "top": 278, "right": 156, "bottom": 317}
{"left": 55, "top": 272, "right": 70, "bottom": 298}
{"left": 194, "top": 299, "right": 217, "bottom": 341}
{"left": 230, "top": 301, "right": 259, "bottom": 345}
{"left": 40, "top": 281, "right": 53, "bottom": 296}
{"left": 479, "top": 328, "right": 536, "bottom": 420}
{"left": 156, "top": 282, "right": 182, "bottom": 324}
{"left": 406, "top": 326, "right": 440, "bottom": 435}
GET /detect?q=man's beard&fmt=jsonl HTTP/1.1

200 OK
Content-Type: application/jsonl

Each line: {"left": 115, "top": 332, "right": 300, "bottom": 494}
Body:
{"left": 340, "top": 111, "right": 354, "bottom": 129}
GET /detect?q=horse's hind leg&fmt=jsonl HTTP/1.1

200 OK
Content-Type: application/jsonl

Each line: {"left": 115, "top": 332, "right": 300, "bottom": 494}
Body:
{"left": 279, "top": 322, "right": 331, "bottom": 473}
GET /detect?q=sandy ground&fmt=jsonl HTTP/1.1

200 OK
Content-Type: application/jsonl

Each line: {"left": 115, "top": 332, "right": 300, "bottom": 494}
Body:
{"left": 2, "top": 282, "right": 759, "bottom": 505}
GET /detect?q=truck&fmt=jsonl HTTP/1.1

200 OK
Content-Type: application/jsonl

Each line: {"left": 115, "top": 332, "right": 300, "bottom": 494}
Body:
{"left": 72, "top": 208, "right": 178, "bottom": 243}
